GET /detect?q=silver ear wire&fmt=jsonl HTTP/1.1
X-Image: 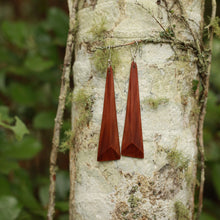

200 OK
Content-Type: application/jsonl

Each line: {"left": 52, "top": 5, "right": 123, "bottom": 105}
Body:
{"left": 131, "top": 40, "right": 139, "bottom": 61}
{"left": 108, "top": 45, "right": 111, "bottom": 67}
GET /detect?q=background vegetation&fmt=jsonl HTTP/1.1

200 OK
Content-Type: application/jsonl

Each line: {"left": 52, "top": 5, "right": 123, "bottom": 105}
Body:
{"left": 0, "top": 0, "right": 219, "bottom": 219}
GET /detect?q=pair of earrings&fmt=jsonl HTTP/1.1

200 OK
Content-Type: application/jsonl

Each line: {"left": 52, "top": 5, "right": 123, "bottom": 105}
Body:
{"left": 97, "top": 50, "right": 144, "bottom": 162}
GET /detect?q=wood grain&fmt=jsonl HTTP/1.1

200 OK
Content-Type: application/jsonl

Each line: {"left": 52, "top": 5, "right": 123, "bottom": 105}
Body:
{"left": 121, "top": 61, "right": 144, "bottom": 158}
{"left": 97, "top": 66, "right": 120, "bottom": 161}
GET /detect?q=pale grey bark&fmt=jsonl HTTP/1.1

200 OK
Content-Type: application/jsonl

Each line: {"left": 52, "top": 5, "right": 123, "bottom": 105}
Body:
{"left": 70, "top": 0, "right": 205, "bottom": 219}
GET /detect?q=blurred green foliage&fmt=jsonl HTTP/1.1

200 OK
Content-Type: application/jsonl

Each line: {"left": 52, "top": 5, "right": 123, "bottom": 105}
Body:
{"left": 0, "top": 2, "right": 70, "bottom": 219}
{"left": 200, "top": 38, "right": 220, "bottom": 220}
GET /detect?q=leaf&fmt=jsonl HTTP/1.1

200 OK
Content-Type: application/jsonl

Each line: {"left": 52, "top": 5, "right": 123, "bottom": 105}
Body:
{"left": 14, "top": 183, "right": 45, "bottom": 217}
{"left": 0, "top": 175, "right": 11, "bottom": 196}
{"left": 0, "top": 116, "right": 29, "bottom": 141}
{"left": 211, "top": 163, "right": 220, "bottom": 199}
{"left": 205, "top": 141, "right": 220, "bottom": 161}
{"left": 33, "top": 111, "right": 56, "bottom": 129}
{"left": 1, "top": 21, "right": 29, "bottom": 49}
{"left": 0, "top": 47, "right": 17, "bottom": 63}
{"left": 200, "top": 212, "right": 216, "bottom": 220}
{"left": 205, "top": 91, "right": 220, "bottom": 132}
{"left": 8, "top": 82, "right": 37, "bottom": 106}
{"left": 16, "top": 210, "right": 32, "bottom": 220}
{"left": 0, "top": 48, "right": 24, "bottom": 76}
{"left": 34, "top": 25, "right": 59, "bottom": 60}
{"left": 0, "top": 158, "right": 20, "bottom": 174}
{"left": 6, "top": 65, "right": 29, "bottom": 76}
{"left": 0, "top": 196, "right": 22, "bottom": 220}
{"left": 18, "top": 185, "right": 41, "bottom": 210}
{"left": 39, "top": 185, "right": 49, "bottom": 207}
{"left": 0, "top": 108, "right": 29, "bottom": 141}
{"left": 0, "top": 71, "right": 6, "bottom": 93}
{"left": 0, "top": 105, "right": 13, "bottom": 124}
{"left": 210, "top": 39, "right": 220, "bottom": 91}
{"left": 24, "top": 55, "right": 54, "bottom": 72}
{"left": 56, "top": 171, "right": 70, "bottom": 200}
{"left": 203, "top": 199, "right": 220, "bottom": 219}
{"left": 44, "top": 8, "right": 68, "bottom": 46}
{"left": 4, "top": 136, "right": 42, "bottom": 160}
{"left": 13, "top": 169, "right": 32, "bottom": 187}
{"left": 58, "top": 214, "right": 69, "bottom": 220}
{"left": 56, "top": 201, "right": 69, "bottom": 212}
{"left": 10, "top": 170, "right": 45, "bottom": 217}
{"left": 212, "top": 39, "right": 220, "bottom": 57}
{"left": 11, "top": 117, "right": 29, "bottom": 140}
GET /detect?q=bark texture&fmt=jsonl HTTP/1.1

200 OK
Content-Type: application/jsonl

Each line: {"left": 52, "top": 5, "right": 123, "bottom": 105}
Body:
{"left": 70, "top": 0, "right": 204, "bottom": 219}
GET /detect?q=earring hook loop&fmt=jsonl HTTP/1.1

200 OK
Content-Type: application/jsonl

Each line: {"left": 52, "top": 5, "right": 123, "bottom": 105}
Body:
{"left": 108, "top": 45, "right": 111, "bottom": 67}
{"left": 131, "top": 40, "right": 139, "bottom": 61}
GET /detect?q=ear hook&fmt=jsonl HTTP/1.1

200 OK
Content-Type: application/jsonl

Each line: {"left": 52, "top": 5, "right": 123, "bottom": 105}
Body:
{"left": 108, "top": 45, "right": 111, "bottom": 67}
{"left": 131, "top": 41, "right": 139, "bottom": 61}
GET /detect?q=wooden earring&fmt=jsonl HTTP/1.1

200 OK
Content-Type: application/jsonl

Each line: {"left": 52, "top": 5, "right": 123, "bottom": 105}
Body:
{"left": 97, "top": 63, "right": 120, "bottom": 162}
{"left": 121, "top": 61, "right": 144, "bottom": 158}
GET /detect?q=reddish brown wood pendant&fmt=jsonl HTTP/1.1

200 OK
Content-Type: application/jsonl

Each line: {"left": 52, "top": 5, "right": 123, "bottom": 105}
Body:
{"left": 121, "top": 61, "right": 144, "bottom": 158}
{"left": 97, "top": 66, "right": 120, "bottom": 162}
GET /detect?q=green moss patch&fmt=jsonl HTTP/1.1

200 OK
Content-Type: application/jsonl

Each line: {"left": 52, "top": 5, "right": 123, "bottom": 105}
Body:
{"left": 89, "top": 17, "right": 108, "bottom": 40}
{"left": 59, "top": 130, "right": 74, "bottom": 152}
{"left": 174, "top": 201, "right": 190, "bottom": 220}
{"left": 92, "top": 48, "right": 120, "bottom": 74}
{"left": 73, "top": 88, "right": 94, "bottom": 127}
{"left": 165, "top": 148, "right": 189, "bottom": 170}
{"left": 143, "top": 97, "right": 169, "bottom": 110}
{"left": 59, "top": 89, "right": 94, "bottom": 152}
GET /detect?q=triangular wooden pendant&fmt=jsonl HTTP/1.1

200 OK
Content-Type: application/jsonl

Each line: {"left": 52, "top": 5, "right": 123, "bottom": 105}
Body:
{"left": 97, "top": 66, "right": 120, "bottom": 162}
{"left": 121, "top": 61, "right": 144, "bottom": 158}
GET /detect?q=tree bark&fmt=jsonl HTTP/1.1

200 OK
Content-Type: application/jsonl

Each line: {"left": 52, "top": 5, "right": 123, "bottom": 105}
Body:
{"left": 70, "top": 0, "right": 205, "bottom": 219}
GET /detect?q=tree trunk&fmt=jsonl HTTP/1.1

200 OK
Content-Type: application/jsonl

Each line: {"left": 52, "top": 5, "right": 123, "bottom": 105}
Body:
{"left": 69, "top": 0, "right": 205, "bottom": 219}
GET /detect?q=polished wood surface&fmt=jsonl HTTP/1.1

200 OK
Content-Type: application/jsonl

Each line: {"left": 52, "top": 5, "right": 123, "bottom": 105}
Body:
{"left": 121, "top": 61, "right": 144, "bottom": 158}
{"left": 97, "top": 66, "right": 120, "bottom": 161}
